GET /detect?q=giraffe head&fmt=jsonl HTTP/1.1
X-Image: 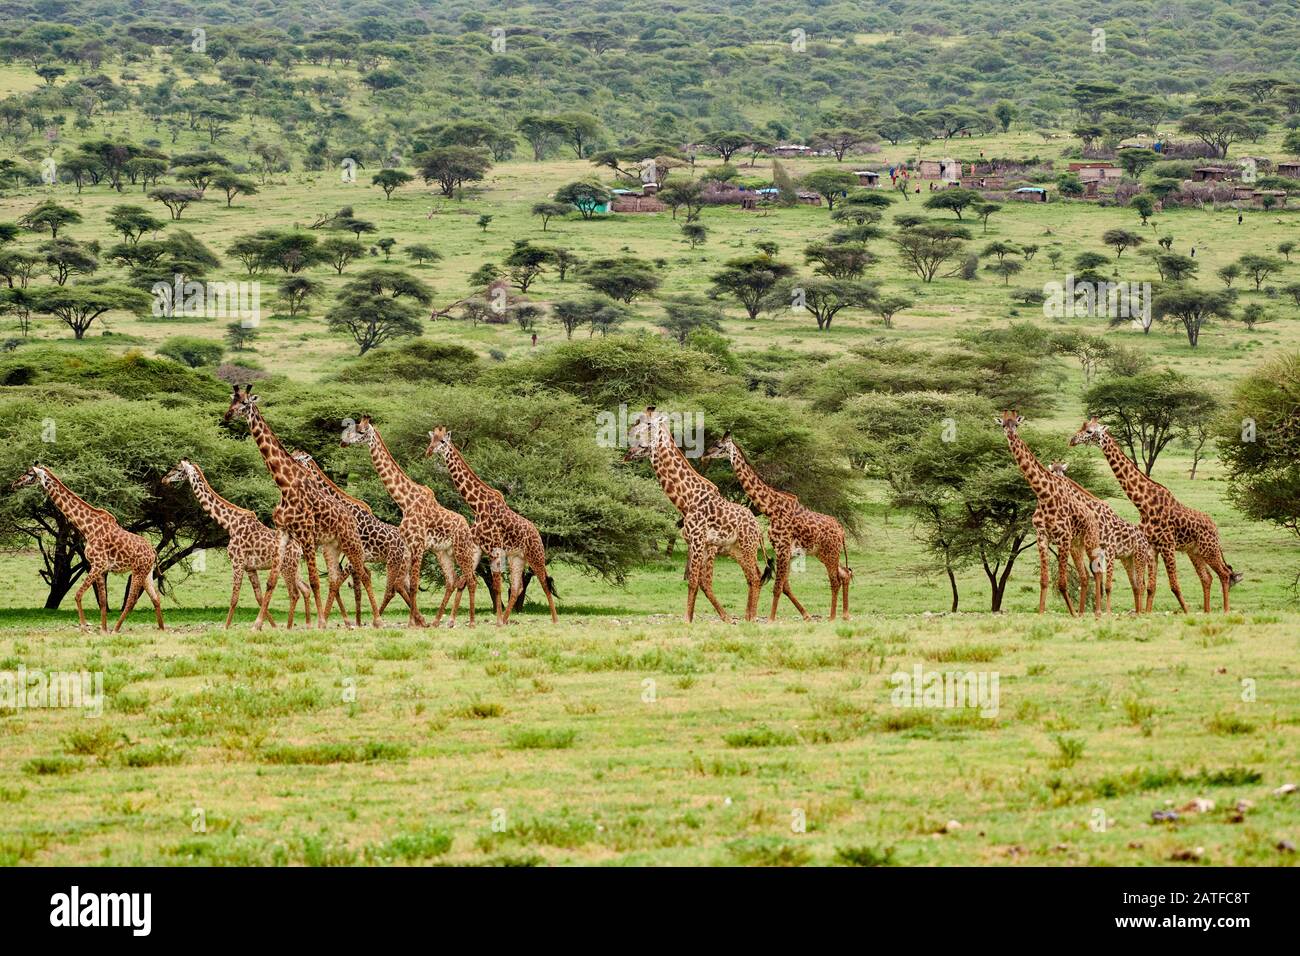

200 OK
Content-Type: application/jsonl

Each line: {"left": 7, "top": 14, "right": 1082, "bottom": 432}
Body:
{"left": 10, "top": 462, "right": 48, "bottom": 491}
{"left": 700, "top": 430, "right": 735, "bottom": 464}
{"left": 424, "top": 426, "right": 452, "bottom": 460}
{"left": 622, "top": 406, "right": 663, "bottom": 462}
{"left": 341, "top": 416, "right": 376, "bottom": 449}
{"left": 161, "top": 459, "right": 196, "bottom": 486}
{"left": 1069, "top": 416, "right": 1106, "bottom": 447}
{"left": 1048, "top": 459, "right": 1068, "bottom": 477}
{"left": 223, "top": 384, "right": 259, "bottom": 423}
{"left": 995, "top": 410, "right": 1024, "bottom": 434}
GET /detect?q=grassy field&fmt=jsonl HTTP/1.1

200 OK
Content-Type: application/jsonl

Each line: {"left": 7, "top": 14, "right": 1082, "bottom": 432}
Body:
{"left": 1, "top": 57, "right": 1299, "bottom": 866}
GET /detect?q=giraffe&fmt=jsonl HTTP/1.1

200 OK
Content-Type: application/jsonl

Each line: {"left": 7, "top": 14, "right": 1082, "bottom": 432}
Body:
{"left": 1070, "top": 416, "right": 1242, "bottom": 612}
{"left": 223, "top": 384, "right": 381, "bottom": 629}
{"left": 1048, "top": 460, "right": 1157, "bottom": 614}
{"left": 341, "top": 416, "right": 479, "bottom": 627}
{"left": 702, "top": 431, "right": 851, "bottom": 621}
{"left": 624, "top": 407, "right": 767, "bottom": 623}
{"left": 288, "top": 449, "right": 422, "bottom": 626}
{"left": 162, "top": 458, "right": 310, "bottom": 628}
{"left": 11, "top": 464, "right": 164, "bottom": 632}
{"left": 424, "top": 426, "right": 557, "bottom": 625}
{"left": 998, "top": 411, "right": 1105, "bottom": 616}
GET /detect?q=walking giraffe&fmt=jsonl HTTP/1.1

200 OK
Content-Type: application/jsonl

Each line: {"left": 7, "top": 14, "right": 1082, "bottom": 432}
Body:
{"left": 162, "top": 458, "right": 310, "bottom": 628}
{"left": 11, "top": 464, "right": 164, "bottom": 632}
{"left": 998, "top": 411, "right": 1105, "bottom": 616}
{"left": 625, "top": 407, "right": 768, "bottom": 623}
{"left": 289, "top": 450, "right": 423, "bottom": 626}
{"left": 1048, "top": 459, "right": 1157, "bottom": 614}
{"left": 223, "top": 385, "right": 380, "bottom": 629}
{"left": 424, "top": 426, "right": 557, "bottom": 625}
{"left": 341, "top": 416, "right": 479, "bottom": 627}
{"left": 702, "top": 431, "right": 850, "bottom": 621}
{"left": 1070, "top": 416, "right": 1242, "bottom": 612}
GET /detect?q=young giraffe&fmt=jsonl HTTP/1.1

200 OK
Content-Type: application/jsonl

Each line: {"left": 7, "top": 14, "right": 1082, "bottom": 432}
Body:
{"left": 1070, "top": 417, "right": 1242, "bottom": 612}
{"left": 702, "top": 431, "right": 850, "bottom": 621}
{"left": 624, "top": 407, "right": 766, "bottom": 623}
{"left": 424, "top": 426, "right": 557, "bottom": 625}
{"left": 223, "top": 385, "right": 380, "bottom": 629}
{"left": 341, "top": 416, "right": 479, "bottom": 627}
{"left": 998, "top": 411, "right": 1105, "bottom": 616}
{"left": 1048, "top": 459, "right": 1157, "bottom": 614}
{"left": 11, "top": 464, "right": 164, "bottom": 632}
{"left": 162, "top": 458, "right": 310, "bottom": 628}
{"left": 289, "top": 450, "right": 422, "bottom": 626}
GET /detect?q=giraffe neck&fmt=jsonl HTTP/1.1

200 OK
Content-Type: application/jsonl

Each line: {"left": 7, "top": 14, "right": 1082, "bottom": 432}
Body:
{"left": 1004, "top": 430, "right": 1054, "bottom": 500}
{"left": 650, "top": 421, "right": 717, "bottom": 514}
{"left": 300, "top": 457, "right": 371, "bottom": 512}
{"left": 185, "top": 465, "right": 249, "bottom": 531}
{"left": 369, "top": 428, "right": 425, "bottom": 512}
{"left": 246, "top": 406, "right": 297, "bottom": 490}
{"left": 441, "top": 441, "right": 502, "bottom": 517}
{"left": 40, "top": 471, "right": 108, "bottom": 536}
{"left": 1098, "top": 430, "right": 1167, "bottom": 515}
{"left": 728, "top": 444, "right": 790, "bottom": 517}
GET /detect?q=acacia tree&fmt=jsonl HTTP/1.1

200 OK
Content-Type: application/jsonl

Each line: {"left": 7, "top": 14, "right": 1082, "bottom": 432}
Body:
{"left": 31, "top": 284, "right": 151, "bottom": 338}
{"left": 148, "top": 186, "right": 204, "bottom": 220}
{"left": 416, "top": 146, "right": 492, "bottom": 198}
{"left": 708, "top": 253, "right": 796, "bottom": 319}
{"left": 893, "top": 227, "right": 967, "bottom": 282}
{"left": 19, "top": 200, "right": 81, "bottom": 238}
{"left": 1217, "top": 351, "right": 1300, "bottom": 548}
{"left": 1083, "top": 370, "right": 1219, "bottom": 474}
{"left": 371, "top": 168, "right": 413, "bottom": 199}
{"left": 1152, "top": 285, "right": 1235, "bottom": 347}
{"left": 554, "top": 181, "right": 612, "bottom": 219}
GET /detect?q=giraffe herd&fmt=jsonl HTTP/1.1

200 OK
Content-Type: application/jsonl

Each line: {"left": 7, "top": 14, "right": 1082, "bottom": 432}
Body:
{"left": 1000, "top": 410, "right": 1241, "bottom": 617}
{"left": 5, "top": 388, "right": 1241, "bottom": 632}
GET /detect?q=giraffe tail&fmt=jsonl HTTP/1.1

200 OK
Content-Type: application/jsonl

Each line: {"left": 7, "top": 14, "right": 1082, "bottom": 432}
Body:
{"left": 545, "top": 575, "right": 559, "bottom": 600}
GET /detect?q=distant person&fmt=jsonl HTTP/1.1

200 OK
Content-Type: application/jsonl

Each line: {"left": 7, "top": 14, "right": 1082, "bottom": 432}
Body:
{"left": 1238, "top": 213, "right": 1243, "bottom": 224}
{"left": 531, "top": 332, "right": 537, "bottom": 348}
{"left": 1190, "top": 247, "right": 1196, "bottom": 258}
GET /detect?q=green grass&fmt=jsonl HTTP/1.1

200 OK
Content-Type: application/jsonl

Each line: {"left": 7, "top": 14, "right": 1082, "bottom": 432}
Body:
{"left": 0, "top": 610, "right": 1296, "bottom": 865}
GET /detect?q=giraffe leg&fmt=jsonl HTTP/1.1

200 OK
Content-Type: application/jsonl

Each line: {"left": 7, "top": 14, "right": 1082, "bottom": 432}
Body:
{"left": 406, "top": 543, "right": 427, "bottom": 624}
{"left": 1106, "top": 556, "right": 1116, "bottom": 614}
{"left": 781, "top": 561, "right": 809, "bottom": 621}
{"left": 430, "top": 549, "right": 457, "bottom": 627}
{"left": 1161, "top": 548, "right": 1189, "bottom": 613}
{"left": 490, "top": 570, "right": 505, "bottom": 625}
{"left": 1145, "top": 554, "right": 1158, "bottom": 613}
{"left": 255, "top": 533, "right": 287, "bottom": 631}
{"left": 319, "top": 543, "right": 346, "bottom": 628}
{"left": 75, "top": 569, "right": 103, "bottom": 631}
{"left": 113, "top": 573, "right": 146, "bottom": 633}
{"left": 698, "top": 553, "right": 731, "bottom": 623}
{"left": 143, "top": 570, "right": 164, "bottom": 630}
{"left": 734, "top": 548, "right": 762, "bottom": 623}
{"left": 226, "top": 567, "right": 244, "bottom": 629}
{"left": 769, "top": 548, "right": 790, "bottom": 622}
{"left": 526, "top": 553, "right": 559, "bottom": 624}
{"left": 392, "top": 557, "right": 426, "bottom": 627}
{"left": 1121, "top": 556, "right": 1141, "bottom": 614}
{"left": 449, "top": 539, "right": 479, "bottom": 628}
{"left": 94, "top": 575, "right": 110, "bottom": 632}
{"left": 1188, "top": 550, "right": 1213, "bottom": 613}
{"left": 247, "top": 569, "right": 277, "bottom": 628}
{"left": 1070, "top": 545, "right": 1089, "bottom": 616}
{"left": 1202, "top": 545, "right": 1235, "bottom": 612}
{"left": 502, "top": 555, "right": 526, "bottom": 624}
{"left": 1056, "top": 548, "right": 1076, "bottom": 616}
{"left": 350, "top": 544, "right": 383, "bottom": 628}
